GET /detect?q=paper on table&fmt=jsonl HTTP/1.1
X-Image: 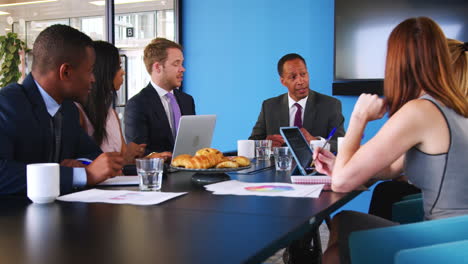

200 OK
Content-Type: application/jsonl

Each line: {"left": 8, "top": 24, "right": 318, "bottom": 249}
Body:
{"left": 205, "top": 180, "right": 324, "bottom": 198}
{"left": 97, "top": 176, "right": 139, "bottom": 186}
{"left": 57, "top": 189, "right": 186, "bottom": 205}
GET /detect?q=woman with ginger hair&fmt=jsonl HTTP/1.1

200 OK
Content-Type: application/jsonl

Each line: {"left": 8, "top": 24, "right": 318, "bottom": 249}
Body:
{"left": 317, "top": 17, "right": 468, "bottom": 264}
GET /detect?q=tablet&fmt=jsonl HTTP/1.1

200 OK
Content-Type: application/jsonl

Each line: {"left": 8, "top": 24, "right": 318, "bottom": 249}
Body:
{"left": 280, "top": 127, "right": 316, "bottom": 176}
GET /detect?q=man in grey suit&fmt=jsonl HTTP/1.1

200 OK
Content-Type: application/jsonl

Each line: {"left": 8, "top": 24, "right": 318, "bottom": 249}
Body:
{"left": 249, "top": 53, "right": 345, "bottom": 151}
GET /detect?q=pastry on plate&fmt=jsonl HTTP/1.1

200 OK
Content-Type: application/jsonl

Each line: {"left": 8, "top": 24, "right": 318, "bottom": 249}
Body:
{"left": 216, "top": 160, "right": 239, "bottom": 169}
{"left": 230, "top": 156, "right": 251, "bottom": 167}
{"left": 171, "top": 154, "right": 192, "bottom": 168}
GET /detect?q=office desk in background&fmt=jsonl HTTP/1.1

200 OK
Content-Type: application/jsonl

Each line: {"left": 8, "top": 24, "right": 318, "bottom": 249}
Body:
{"left": 0, "top": 163, "right": 364, "bottom": 264}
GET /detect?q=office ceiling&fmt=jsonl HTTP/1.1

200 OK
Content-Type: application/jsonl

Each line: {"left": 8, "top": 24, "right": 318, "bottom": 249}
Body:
{"left": 0, "top": 0, "right": 173, "bottom": 22}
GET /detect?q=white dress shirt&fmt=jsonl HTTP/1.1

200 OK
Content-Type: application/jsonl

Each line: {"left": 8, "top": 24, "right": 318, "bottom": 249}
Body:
{"left": 288, "top": 94, "right": 308, "bottom": 127}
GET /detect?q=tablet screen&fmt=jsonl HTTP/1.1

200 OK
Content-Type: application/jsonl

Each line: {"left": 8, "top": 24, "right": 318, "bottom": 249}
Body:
{"left": 280, "top": 127, "right": 314, "bottom": 175}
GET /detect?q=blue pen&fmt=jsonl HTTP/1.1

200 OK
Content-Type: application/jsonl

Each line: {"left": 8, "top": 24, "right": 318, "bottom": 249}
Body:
{"left": 311, "top": 118, "right": 345, "bottom": 166}
{"left": 80, "top": 160, "right": 91, "bottom": 165}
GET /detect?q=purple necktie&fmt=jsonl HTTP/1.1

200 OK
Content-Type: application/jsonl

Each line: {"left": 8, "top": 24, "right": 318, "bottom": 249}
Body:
{"left": 165, "top": 92, "right": 182, "bottom": 137}
{"left": 293, "top": 103, "right": 303, "bottom": 128}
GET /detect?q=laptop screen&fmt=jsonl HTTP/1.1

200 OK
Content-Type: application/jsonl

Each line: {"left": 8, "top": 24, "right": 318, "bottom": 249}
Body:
{"left": 280, "top": 127, "right": 314, "bottom": 175}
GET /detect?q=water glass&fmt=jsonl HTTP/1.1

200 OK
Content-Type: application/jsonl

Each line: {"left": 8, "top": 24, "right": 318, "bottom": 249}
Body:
{"left": 136, "top": 158, "right": 164, "bottom": 191}
{"left": 273, "top": 147, "right": 293, "bottom": 171}
{"left": 255, "top": 140, "right": 272, "bottom": 160}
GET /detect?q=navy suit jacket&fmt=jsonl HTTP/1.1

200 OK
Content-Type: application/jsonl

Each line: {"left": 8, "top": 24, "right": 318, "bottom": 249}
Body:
{"left": 124, "top": 83, "right": 196, "bottom": 153}
{"left": 0, "top": 74, "right": 102, "bottom": 195}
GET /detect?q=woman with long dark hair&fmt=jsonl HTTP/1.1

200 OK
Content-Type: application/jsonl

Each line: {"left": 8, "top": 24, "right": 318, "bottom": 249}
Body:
{"left": 315, "top": 17, "right": 468, "bottom": 263}
{"left": 76, "top": 41, "right": 169, "bottom": 164}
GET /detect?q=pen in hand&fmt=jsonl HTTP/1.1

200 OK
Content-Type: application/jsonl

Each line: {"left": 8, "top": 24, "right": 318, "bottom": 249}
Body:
{"left": 311, "top": 118, "right": 345, "bottom": 167}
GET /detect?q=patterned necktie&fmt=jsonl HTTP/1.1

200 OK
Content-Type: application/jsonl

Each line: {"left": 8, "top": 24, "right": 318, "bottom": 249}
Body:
{"left": 293, "top": 103, "right": 303, "bottom": 128}
{"left": 165, "top": 92, "right": 182, "bottom": 137}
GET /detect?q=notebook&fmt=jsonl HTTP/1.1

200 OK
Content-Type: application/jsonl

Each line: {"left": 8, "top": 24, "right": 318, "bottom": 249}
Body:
{"left": 291, "top": 176, "right": 331, "bottom": 185}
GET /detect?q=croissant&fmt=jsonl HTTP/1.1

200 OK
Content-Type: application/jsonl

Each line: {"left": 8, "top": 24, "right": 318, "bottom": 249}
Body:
{"left": 230, "top": 156, "right": 251, "bottom": 167}
{"left": 195, "top": 148, "right": 222, "bottom": 157}
{"left": 171, "top": 154, "right": 193, "bottom": 168}
{"left": 216, "top": 161, "right": 239, "bottom": 168}
{"left": 186, "top": 155, "right": 213, "bottom": 169}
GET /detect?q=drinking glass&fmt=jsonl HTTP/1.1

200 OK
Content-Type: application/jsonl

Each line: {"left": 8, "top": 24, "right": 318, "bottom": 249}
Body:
{"left": 255, "top": 140, "right": 272, "bottom": 160}
{"left": 136, "top": 158, "right": 164, "bottom": 191}
{"left": 273, "top": 147, "right": 293, "bottom": 171}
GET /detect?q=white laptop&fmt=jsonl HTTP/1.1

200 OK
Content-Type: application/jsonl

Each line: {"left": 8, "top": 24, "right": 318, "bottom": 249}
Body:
{"left": 172, "top": 115, "right": 217, "bottom": 158}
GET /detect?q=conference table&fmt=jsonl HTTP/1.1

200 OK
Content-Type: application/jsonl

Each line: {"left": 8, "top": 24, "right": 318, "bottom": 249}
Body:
{"left": 0, "top": 161, "right": 365, "bottom": 264}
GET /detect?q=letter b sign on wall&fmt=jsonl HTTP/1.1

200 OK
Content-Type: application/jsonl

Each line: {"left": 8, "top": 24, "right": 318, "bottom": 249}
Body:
{"left": 126, "top": 27, "right": 134, "bottom": 38}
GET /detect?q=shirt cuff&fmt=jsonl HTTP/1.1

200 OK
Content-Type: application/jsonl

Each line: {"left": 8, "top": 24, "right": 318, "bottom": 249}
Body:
{"left": 73, "top": 167, "right": 87, "bottom": 188}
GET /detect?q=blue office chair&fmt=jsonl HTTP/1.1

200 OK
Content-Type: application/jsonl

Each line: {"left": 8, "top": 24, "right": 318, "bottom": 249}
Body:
{"left": 349, "top": 214, "right": 468, "bottom": 264}
{"left": 392, "top": 197, "right": 424, "bottom": 224}
{"left": 394, "top": 240, "right": 468, "bottom": 264}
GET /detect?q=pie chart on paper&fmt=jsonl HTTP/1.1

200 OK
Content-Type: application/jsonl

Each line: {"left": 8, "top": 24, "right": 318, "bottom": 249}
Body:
{"left": 245, "top": 185, "right": 294, "bottom": 192}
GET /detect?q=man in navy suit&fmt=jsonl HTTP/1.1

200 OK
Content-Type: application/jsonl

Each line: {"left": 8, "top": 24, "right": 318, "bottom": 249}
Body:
{"left": 0, "top": 25, "right": 124, "bottom": 195}
{"left": 125, "top": 38, "right": 195, "bottom": 155}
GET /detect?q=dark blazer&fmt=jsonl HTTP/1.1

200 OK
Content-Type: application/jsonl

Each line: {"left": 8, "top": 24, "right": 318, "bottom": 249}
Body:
{"left": 249, "top": 90, "right": 345, "bottom": 152}
{"left": 124, "top": 83, "right": 196, "bottom": 154}
{"left": 0, "top": 74, "right": 102, "bottom": 195}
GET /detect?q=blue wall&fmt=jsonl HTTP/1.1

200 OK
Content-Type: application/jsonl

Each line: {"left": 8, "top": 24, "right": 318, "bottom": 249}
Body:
{"left": 182, "top": 0, "right": 387, "bottom": 213}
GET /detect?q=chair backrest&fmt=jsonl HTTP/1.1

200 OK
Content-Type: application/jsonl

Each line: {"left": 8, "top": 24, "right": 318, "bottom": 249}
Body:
{"left": 395, "top": 239, "right": 468, "bottom": 264}
{"left": 392, "top": 198, "right": 424, "bottom": 224}
{"left": 349, "top": 214, "right": 468, "bottom": 264}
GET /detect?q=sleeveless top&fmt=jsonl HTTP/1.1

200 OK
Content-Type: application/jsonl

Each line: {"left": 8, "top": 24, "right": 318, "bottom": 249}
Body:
{"left": 74, "top": 102, "right": 123, "bottom": 153}
{"left": 405, "top": 94, "right": 468, "bottom": 220}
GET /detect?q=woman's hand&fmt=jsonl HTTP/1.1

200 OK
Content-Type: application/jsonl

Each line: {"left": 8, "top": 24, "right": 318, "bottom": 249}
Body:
{"left": 352, "top": 94, "right": 387, "bottom": 122}
{"left": 124, "top": 142, "right": 147, "bottom": 164}
{"left": 313, "top": 147, "right": 336, "bottom": 176}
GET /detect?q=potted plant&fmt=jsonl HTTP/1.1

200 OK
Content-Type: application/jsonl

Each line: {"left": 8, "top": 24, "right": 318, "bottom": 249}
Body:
{"left": 0, "top": 32, "right": 28, "bottom": 88}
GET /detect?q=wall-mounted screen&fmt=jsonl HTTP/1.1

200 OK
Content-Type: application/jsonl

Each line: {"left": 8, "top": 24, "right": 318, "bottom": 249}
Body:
{"left": 335, "top": 0, "right": 468, "bottom": 81}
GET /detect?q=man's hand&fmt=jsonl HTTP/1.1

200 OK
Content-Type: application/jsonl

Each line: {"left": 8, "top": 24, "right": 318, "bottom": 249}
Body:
{"left": 60, "top": 159, "right": 87, "bottom": 168}
{"left": 300, "top": 128, "right": 318, "bottom": 143}
{"left": 147, "top": 151, "right": 173, "bottom": 163}
{"left": 266, "top": 134, "right": 285, "bottom": 147}
{"left": 85, "top": 152, "right": 124, "bottom": 186}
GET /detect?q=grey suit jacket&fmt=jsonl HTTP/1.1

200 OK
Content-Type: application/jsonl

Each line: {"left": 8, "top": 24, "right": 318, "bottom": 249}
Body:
{"left": 249, "top": 90, "right": 345, "bottom": 152}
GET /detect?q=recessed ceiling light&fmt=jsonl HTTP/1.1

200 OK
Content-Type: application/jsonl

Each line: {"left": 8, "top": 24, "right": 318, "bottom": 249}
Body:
{"left": 0, "top": 0, "right": 58, "bottom": 7}
{"left": 89, "top": 0, "right": 158, "bottom": 6}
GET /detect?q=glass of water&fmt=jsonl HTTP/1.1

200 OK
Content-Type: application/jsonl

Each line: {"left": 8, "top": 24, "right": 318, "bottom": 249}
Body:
{"left": 136, "top": 158, "right": 164, "bottom": 191}
{"left": 255, "top": 140, "right": 272, "bottom": 160}
{"left": 273, "top": 147, "right": 293, "bottom": 171}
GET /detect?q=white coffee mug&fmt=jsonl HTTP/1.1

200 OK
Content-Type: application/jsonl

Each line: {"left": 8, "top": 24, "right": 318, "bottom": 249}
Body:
{"left": 337, "top": 137, "right": 345, "bottom": 153}
{"left": 310, "top": 139, "right": 330, "bottom": 152}
{"left": 237, "top": 140, "right": 255, "bottom": 159}
{"left": 27, "top": 163, "right": 60, "bottom": 204}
